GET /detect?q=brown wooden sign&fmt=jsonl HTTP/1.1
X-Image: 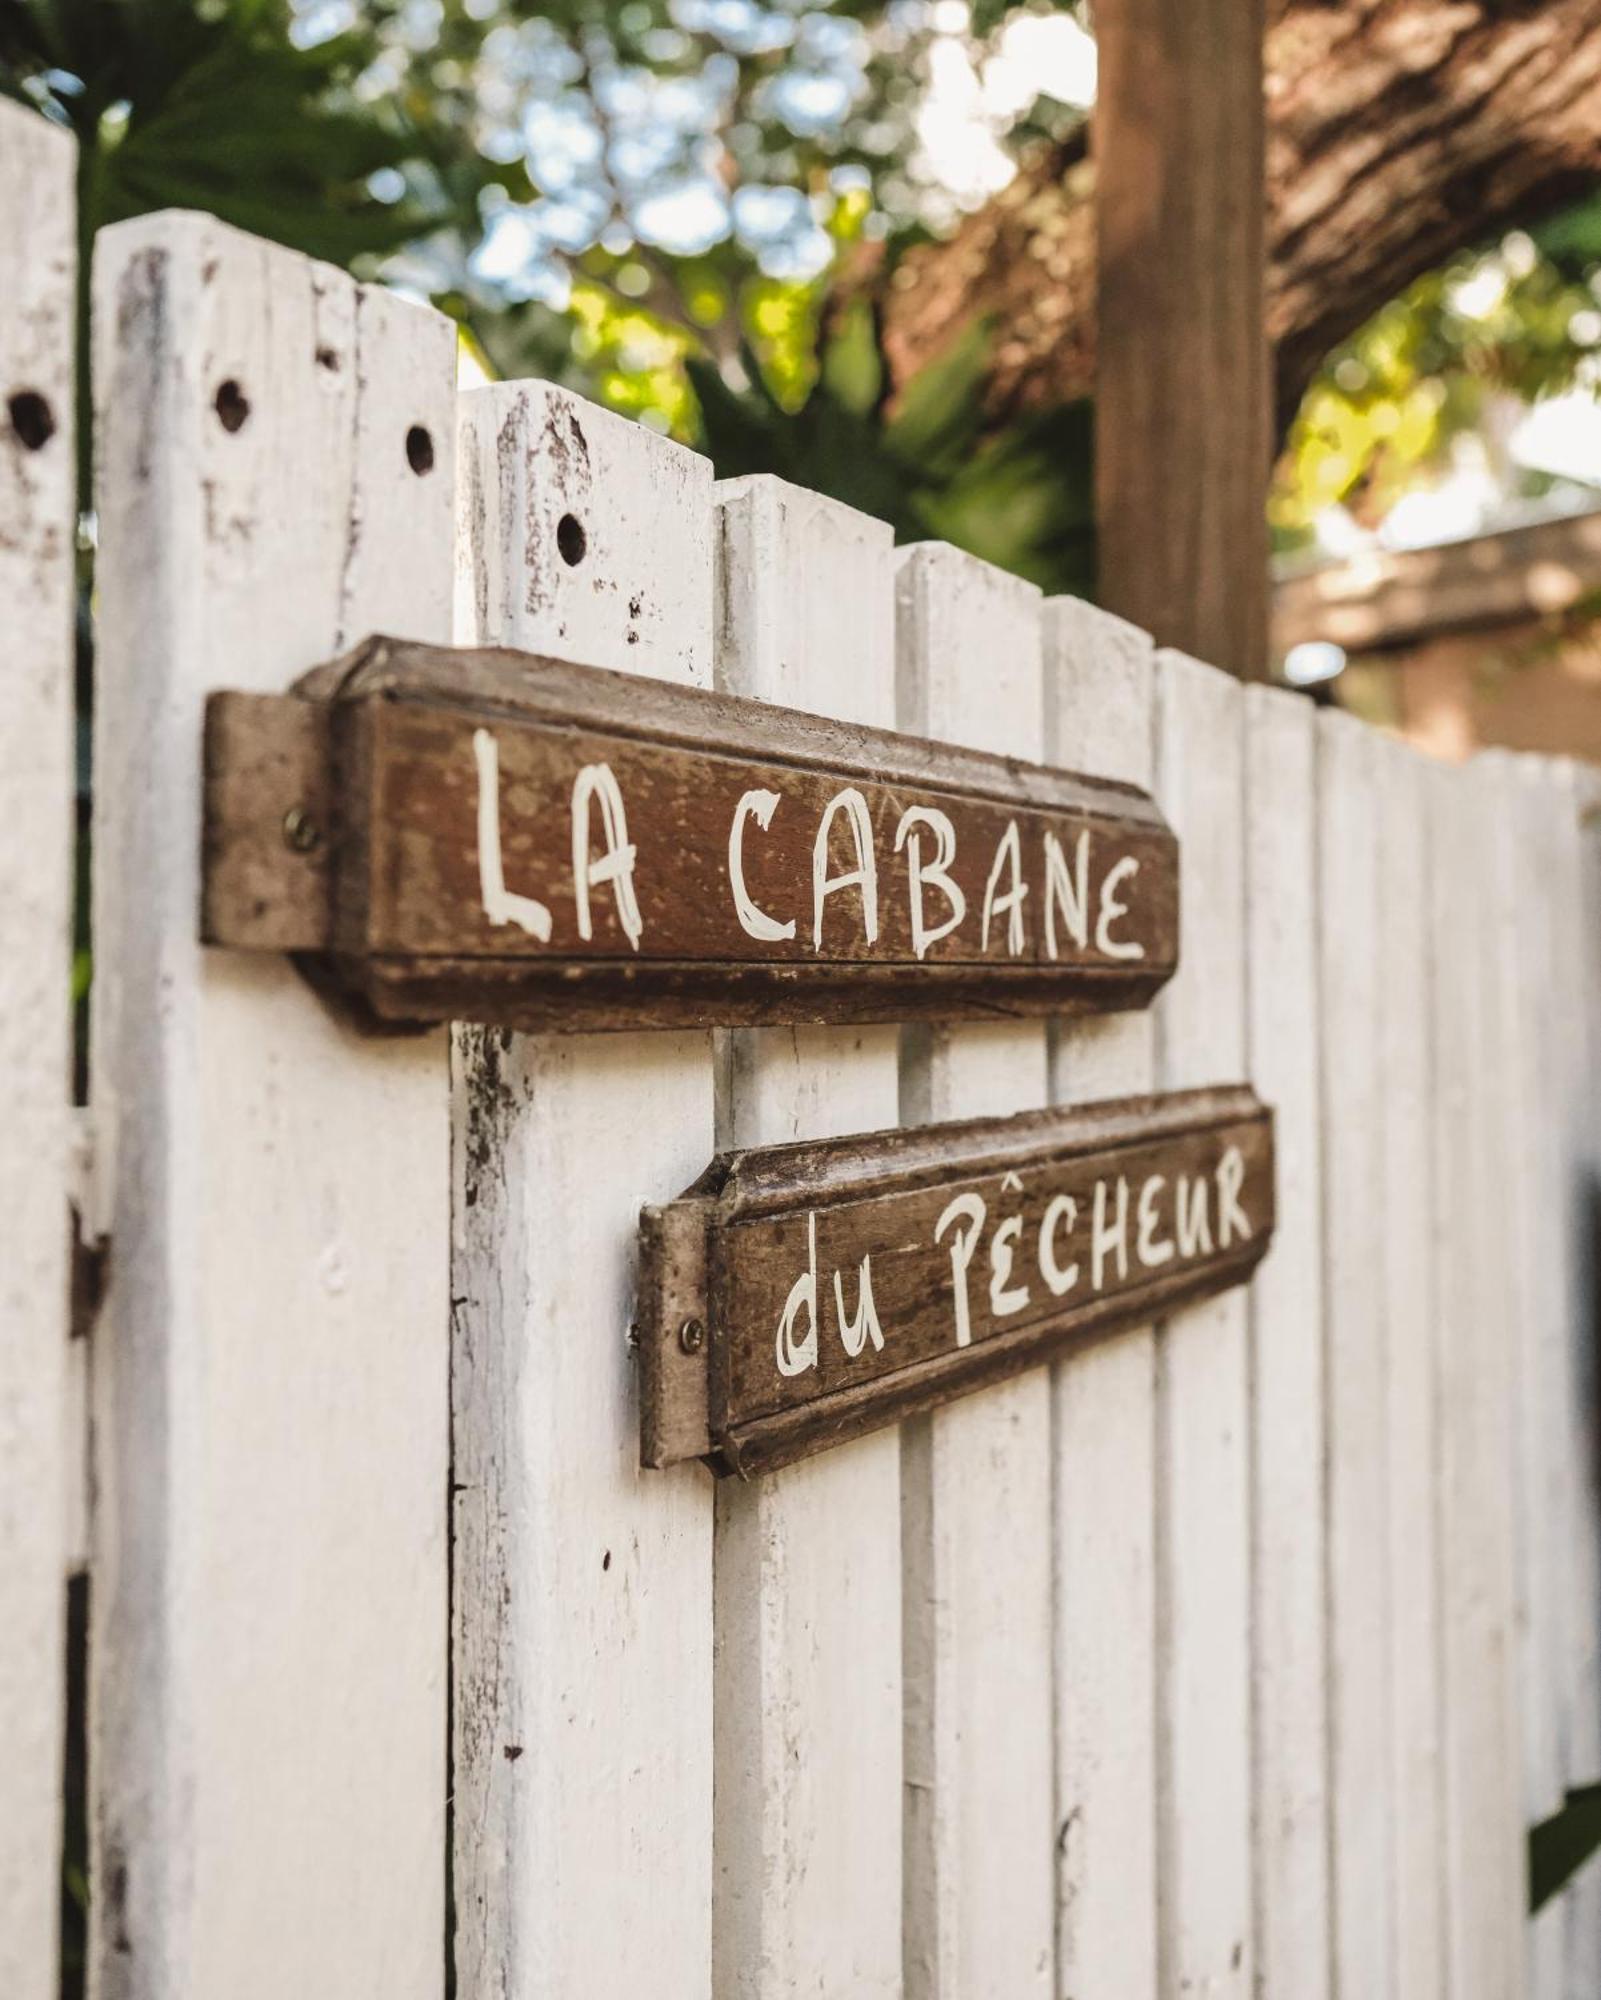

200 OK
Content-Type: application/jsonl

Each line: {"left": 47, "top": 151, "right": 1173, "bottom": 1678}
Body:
{"left": 639, "top": 1085, "right": 1273, "bottom": 1475}
{"left": 202, "top": 637, "right": 1180, "bottom": 1032}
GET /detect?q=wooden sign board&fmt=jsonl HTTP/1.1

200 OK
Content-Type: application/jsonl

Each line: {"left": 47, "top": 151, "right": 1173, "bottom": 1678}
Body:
{"left": 202, "top": 636, "right": 1180, "bottom": 1032}
{"left": 639, "top": 1085, "right": 1274, "bottom": 1475}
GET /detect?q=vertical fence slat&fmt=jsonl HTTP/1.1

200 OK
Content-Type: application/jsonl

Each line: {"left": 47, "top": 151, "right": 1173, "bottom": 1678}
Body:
{"left": 1487, "top": 752, "right": 1566, "bottom": 1836}
{"left": 1319, "top": 711, "right": 1395, "bottom": 2000}
{"left": 1152, "top": 648, "right": 1252, "bottom": 1997}
{"left": 1429, "top": 757, "right": 1525, "bottom": 2000}
{"left": 1376, "top": 734, "right": 1445, "bottom": 2000}
{"left": 711, "top": 475, "right": 902, "bottom": 2000}
{"left": 1243, "top": 685, "right": 1329, "bottom": 2000}
{"left": 90, "top": 214, "right": 455, "bottom": 1998}
{"left": 1553, "top": 758, "right": 1601, "bottom": 1800}
{"left": 0, "top": 101, "right": 75, "bottom": 2000}
{"left": 451, "top": 381, "right": 716, "bottom": 1998}
{"left": 895, "top": 543, "right": 1053, "bottom": 2000}
{"left": 1046, "top": 599, "right": 1158, "bottom": 2000}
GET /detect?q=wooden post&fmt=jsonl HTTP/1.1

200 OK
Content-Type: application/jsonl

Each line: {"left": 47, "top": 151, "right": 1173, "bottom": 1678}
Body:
{"left": 1095, "top": 0, "right": 1271, "bottom": 679}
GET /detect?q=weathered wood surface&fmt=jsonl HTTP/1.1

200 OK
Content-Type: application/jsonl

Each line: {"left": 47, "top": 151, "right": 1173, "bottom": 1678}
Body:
{"left": 1096, "top": 0, "right": 1270, "bottom": 676}
{"left": 0, "top": 100, "right": 75, "bottom": 2000}
{"left": 450, "top": 381, "right": 718, "bottom": 1998}
{"left": 1048, "top": 600, "right": 1160, "bottom": 2000}
{"left": 895, "top": 540, "right": 1053, "bottom": 2000}
{"left": 710, "top": 476, "right": 903, "bottom": 2000}
{"left": 202, "top": 637, "right": 1180, "bottom": 1030}
{"left": 643, "top": 1087, "right": 1272, "bottom": 1475}
{"left": 1377, "top": 732, "right": 1445, "bottom": 2000}
{"left": 90, "top": 215, "right": 454, "bottom": 1999}
{"left": 1244, "top": 683, "right": 1330, "bottom": 1999}
{"left": 1152, "top": 649, "right": 1252, "bottom": 1997}
{"left": 1429, "top": 755, "right": 1526, "bottom": 2000}
{"left": 1319, "top": 711, "right": 1394, "bottom": 1999}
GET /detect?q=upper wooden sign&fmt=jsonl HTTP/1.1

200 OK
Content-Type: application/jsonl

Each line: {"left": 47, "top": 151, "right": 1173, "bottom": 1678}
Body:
{"left": 639, "top": 1085, "right": 1273, "bottom": 1475}
{"left": 203, "top": 636, "right": 1180, "bottom": 1032}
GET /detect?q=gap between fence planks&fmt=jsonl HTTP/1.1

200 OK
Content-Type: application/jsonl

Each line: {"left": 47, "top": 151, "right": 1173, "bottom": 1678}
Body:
{"left": 1047, "top": 600, "right": 1160, "bottom": 2000}
{"left": 90, "top": 215, "right": 455, "bottom": 2000}
{"left": 896, "top": 541, "right": 1055, "bottom": 2000}
{"left": 0, "top": 99, "right": 75, "bottom": 2000}
{"left": 711, "top": 475, "right": 904, "bottom": 2000}
{"left": 450, "top": 381, "right": 718, "bottom": 1998}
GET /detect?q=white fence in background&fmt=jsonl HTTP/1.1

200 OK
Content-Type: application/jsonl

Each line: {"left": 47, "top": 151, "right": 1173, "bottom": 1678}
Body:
{"left": 4, "top": 95, "right": 1601, "bottom": 1999}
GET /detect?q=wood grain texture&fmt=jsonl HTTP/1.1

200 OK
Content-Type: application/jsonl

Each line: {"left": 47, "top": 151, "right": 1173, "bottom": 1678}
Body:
{"left": 1243, "top": 683, "right": 1329, "bottom": 2000}
{"left": 895, "top": 544, "right": 1051, "bottom": 2000}
{"left": 640, "top": 1089, "right": 1271, "bottom": 1474}
{"left": 1319, "top": 710, "right": 1395, "bottom": 2000}
{"left": 1046, "top": 599, "right": 1159, "bottom": 2000}
{"left": 90, "top": 215, "right": 454, "bottom": 1998}
{"left": 1096, "top": 0, "right": 1270, "bottom": 676}
{"left": 1376, "top": 733, "right": 1445, "bottom": 2000}
{"left": 711, "top": 475, "right": 903, "bottom": 2000}
{"left": 1428, "top": 756, "right": 1525, "bottom": 2000}
{"left": 450, "top": 380, "right": 718, "bottom": 1999}
{"left": 1152, "top": 648, "right": 1252, "bottom": 1997}
{"left": 202, "top": 635, "right": 1181, "bottom": 1029}
{"left": 0, "top": 100, "right": 74, "bottom": 2000}
{"left": 1550, "top": 758, "right": 1601, "bottom": 1803}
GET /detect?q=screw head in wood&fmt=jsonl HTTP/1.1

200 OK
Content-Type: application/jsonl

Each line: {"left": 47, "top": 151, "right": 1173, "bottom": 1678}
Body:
{"left": 678, "top": 1316, "right": 706, "bottom": 1355}
{"left": 282, "top": 806, "right": 322, "bottom": 855}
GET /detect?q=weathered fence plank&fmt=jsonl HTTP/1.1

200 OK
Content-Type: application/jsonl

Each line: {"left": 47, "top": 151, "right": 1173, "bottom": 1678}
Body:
{"left": 1554, "top": 758, "right": 1601, "bottom": 1802}
{"left": 1046, "top": 599, "right": 1159, "bottom": 2000}
{"left": 1377, "top": 733, "right": 1445, "bottom": 2000}
{"left": 1429, "top": 756, "right": 1526, "bottom": 2000}
{"left": 1152, "top": 649, "right": 1252, "bottom": 1997}
{"left": 90, "top": 216, "right": 455, "bottom": 1998}
{"left": 0, "top": 100, "right": 75, "bottom": 2000}
{"left": 711, "top": 476, "right": 903, "bottom": 2000}
{"left": 1319, "top": 711, "right": 1395, "bottom": 2000}
{"left": 451, "top": 382, "right": 717, "bottom": 1996}
{"left": 896, "top": 543, "right": 1054, "bottom": 2000}
{"left": 1243, "top": 684, "right": 1329, "bottom": 2000}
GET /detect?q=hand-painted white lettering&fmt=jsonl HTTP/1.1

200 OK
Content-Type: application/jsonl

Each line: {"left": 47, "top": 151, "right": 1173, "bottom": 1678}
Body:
{"left": 473, "top": 727, "right": 553, "bottom": 942}
{"left": 1043, "top": 827, "right": 1090, "bottom": 959}
{"left": 1094, "top": 854, "right": 1146, "bottom": 961}
{"left": 895, "top": 804, "right": 966, "bottom": 959}
{"left": 1038, "top": 1192, "right": 1080, "bottom": 1295}
{"left": 980, "top": 819, "right": 1029, "bottom": 956}
{"left": 1136, "top": 1173, "right": 1175, "bottom": 1268}
{"left": 988, "top": 1211, "right": 1031, "bottom": 1318}
{"left": 1215, "top": 1144, "right": 1251, "bottom": 1247}
{"left": 728, "top": 788, "right": 796, "bottom": 942}
{"left": 834, "top": 1256, "right": 886, "bottom": 1358}
{"left": 935, "top": 1190, "right": 987, "bottom": 1348}
{"left": 1091, "top": 1174, "right": 1131, "bottom": 1291}
{"left": 571, "top": 763, "right": 643, "bottom": 950}
{"left": 776, "top": 1211, "right": 820, "bottom": 1376}
{"left": 812, "top": 786, "right": 879, "bottom": 950}
{"left": 1176, "top": 1174, "right": 1213, "bottom": 1258}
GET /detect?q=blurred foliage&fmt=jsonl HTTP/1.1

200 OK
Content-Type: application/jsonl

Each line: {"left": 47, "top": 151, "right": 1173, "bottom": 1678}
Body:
{"left": 3, "top": 0, "right": 1601, "bottom": 592}
{"left": 1273, "top": 214, "right": 1601, "bottom": 554}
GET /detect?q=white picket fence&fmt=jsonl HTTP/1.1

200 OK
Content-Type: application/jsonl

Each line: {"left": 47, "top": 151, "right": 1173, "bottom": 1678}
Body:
{"left": 5, "top": 96, "right": 1601, "bottom": 1999}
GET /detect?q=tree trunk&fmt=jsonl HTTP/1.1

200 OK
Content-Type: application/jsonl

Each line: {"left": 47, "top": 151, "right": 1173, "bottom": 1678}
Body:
{"left": 870, "top": 0, "right": 1601, "bottom": 434}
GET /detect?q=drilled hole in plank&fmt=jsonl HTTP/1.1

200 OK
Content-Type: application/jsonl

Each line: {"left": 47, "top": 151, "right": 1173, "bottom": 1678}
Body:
{"left": 7, "top": 389, "right": 55, "bottom": 451}
{"left": 557, "top": 512, "right": 587, "bottom": 566}
{"left": 406, "top": 424, "right": 435, "bottom": 475}
{"left": 213, "top": 379, "right": 250, "bottom": 433}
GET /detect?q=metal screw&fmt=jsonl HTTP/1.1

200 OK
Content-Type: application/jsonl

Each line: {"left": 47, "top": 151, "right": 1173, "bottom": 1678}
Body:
{"left": 282, "top": 806, "right": 321, "bottom": 855}
{"left": 678, "top": 1316, "right": 706, "bottom": 1355}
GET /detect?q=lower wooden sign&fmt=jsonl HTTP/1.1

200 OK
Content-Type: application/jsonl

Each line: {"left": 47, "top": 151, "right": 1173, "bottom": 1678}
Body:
{"left": 638, "top": 1084, "right": 1274, "bottom": 1476}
